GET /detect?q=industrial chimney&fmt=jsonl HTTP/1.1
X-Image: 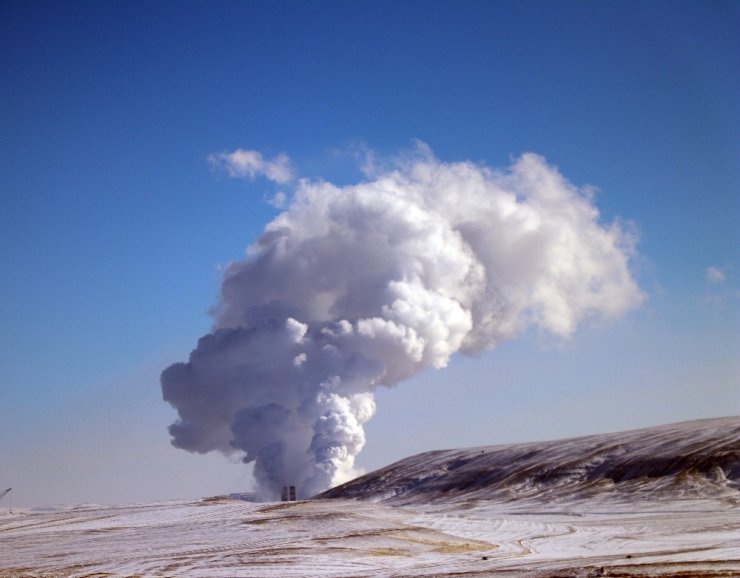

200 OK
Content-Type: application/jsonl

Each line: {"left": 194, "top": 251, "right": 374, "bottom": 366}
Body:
{"left": 281, "top": 485, "right": 297, "bottom": 501}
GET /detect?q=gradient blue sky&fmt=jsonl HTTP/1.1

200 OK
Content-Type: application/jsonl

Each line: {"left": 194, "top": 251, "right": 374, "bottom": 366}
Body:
{"left": 1, "top": 1, "right": 738, "bottom": 507}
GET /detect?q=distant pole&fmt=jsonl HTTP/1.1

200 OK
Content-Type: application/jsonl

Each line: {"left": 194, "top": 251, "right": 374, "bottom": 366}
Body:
{"left": 0, "top": 488, "right": 11, "bottom": 513}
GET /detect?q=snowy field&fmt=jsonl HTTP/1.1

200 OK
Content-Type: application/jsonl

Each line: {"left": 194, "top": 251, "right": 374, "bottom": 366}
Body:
{"left": 0, "top": 496, "right": 738, "bottom": 577}
{"left": 2, "top": 418, "right": 738, "bottom": 577}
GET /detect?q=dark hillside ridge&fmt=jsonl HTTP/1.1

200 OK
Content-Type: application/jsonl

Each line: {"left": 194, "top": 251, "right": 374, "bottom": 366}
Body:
{"left": 316, "top": 417, "right": 740, "bottom": 505}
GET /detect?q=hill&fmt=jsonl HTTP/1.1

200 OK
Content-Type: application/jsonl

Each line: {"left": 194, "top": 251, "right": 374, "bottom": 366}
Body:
{"left": 317, "top": 417, "right": 740, "bottom": 505}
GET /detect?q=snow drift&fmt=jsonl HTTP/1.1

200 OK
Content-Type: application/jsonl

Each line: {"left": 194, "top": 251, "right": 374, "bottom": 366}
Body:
{"left": 162, "top": 145, "right": 643, "bottom": 499}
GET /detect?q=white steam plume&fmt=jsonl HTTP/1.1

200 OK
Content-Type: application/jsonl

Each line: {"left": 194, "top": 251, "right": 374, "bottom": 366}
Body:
{"left": 161, "top": 145, "right": 643, "bottom": 500}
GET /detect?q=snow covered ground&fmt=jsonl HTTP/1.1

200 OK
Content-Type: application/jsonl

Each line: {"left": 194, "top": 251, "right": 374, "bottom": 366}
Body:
{"left": 1, "top": 497, "right": 737, "bottom": 576}
{"left": 2, "top": 418, "right": 738, "bottom": 577}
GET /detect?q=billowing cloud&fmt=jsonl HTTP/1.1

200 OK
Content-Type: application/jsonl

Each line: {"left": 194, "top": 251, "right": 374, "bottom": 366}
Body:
{"left": 208, "top": 148, "right": 293, "bottom": 184}
{"left": 162, "top": 145, "right": 644, "bottom": 500}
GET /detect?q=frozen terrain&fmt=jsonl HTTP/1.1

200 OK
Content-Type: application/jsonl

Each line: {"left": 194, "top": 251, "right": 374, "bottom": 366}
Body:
{"left": 318, "top": 416, "right": 740, "bottom": 506}
{"left": 1, "top": 417, "right": 738, "bottom": 577}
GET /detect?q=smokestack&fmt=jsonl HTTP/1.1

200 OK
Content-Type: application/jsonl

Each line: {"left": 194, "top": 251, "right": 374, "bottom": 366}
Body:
{"left": 280, "top": 485, "right": 297, "bottom": 501}
{"left": 161, "top": 144, "right": 643, "bottom": 500}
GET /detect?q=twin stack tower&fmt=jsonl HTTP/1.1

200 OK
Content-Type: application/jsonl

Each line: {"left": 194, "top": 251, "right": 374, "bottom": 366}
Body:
{"left": 280, "top": 485, "right": 297, "bottom": 502}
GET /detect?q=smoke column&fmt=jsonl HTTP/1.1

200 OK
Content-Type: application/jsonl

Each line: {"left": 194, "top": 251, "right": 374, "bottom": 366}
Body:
{"left": 161, "top": 145, "right": 643, "bottom": 499}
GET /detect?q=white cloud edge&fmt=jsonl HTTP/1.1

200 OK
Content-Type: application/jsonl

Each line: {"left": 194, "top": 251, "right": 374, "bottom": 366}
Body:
{"left": 208, "top": 148, "right": 294, "bottom": 184}
{"left": 705, "top": 266, "right": 726, "bottom": 284}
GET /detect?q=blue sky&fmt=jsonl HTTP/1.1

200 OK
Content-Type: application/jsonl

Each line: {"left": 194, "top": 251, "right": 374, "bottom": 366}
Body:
{"left": 1, "top": 1, "right": 737, "bottom": 507}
